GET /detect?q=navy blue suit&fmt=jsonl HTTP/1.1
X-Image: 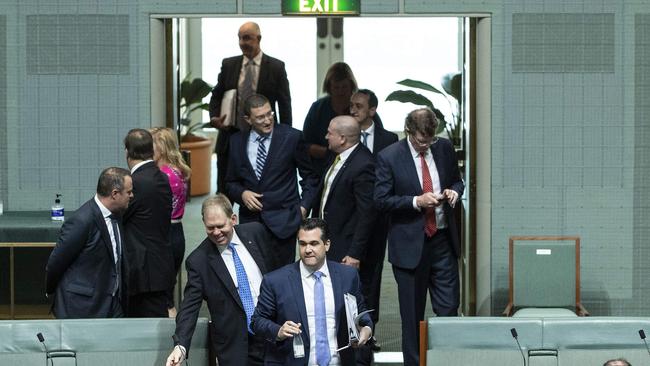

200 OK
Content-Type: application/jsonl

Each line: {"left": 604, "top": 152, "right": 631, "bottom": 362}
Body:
{"left": 226, "top": 124, "right": 318, "bottom": 267}
{"left": 374, "top": 137, "right": 463, "bottom": 366}
{"left": 251, "top": 261, "right": 372, "bottom": 366}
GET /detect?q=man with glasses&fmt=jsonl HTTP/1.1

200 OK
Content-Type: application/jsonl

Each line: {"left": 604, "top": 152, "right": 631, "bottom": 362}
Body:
{"left": 374, "top": 108, "right": 464, "bottom": 366}
{"left": 226, "top": 94, "right": 318, "bottom": 270}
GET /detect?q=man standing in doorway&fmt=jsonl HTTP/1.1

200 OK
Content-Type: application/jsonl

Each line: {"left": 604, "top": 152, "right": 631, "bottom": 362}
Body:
{"left": 209, "top": 21, "right": 292, "bottom": 194}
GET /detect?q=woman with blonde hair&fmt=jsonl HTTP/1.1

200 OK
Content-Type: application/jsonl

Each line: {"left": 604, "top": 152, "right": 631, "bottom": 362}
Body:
{"left": 150, "top": 127, "right": 190, "bottom": 317}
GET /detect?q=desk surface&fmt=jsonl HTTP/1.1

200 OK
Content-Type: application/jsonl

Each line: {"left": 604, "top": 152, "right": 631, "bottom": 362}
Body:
{"left": 0, "top": 211, "right": 65, "bottom": 242}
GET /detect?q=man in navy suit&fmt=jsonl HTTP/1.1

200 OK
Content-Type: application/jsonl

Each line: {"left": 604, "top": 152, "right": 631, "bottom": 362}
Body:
{"left": 226, "top": 94, "right": 318, "bottom": 269}
{"left": 350, "top": 89, "right": 398, "bottom": 356}
{"left": 46, "top": 167, "right": 133, "bottom": 318}
{"left": 209, "top": 21, "right": 292, "bottom": 194}
{"left": 313, "top": 115, "right": 375, "bottom": 268}
{"left": 374, "top": 108, "right": 464, "bottom": 366}
{"left": 166, "top": 194, "right": 271, "bottom": 366}
{"left": 251, "top": 218, "right": 373, "bottom": 366}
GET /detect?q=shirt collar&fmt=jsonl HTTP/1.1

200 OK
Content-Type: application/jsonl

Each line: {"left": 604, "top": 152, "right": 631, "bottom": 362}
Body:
{"left": 361, "top": 121, "right": 375, "bottom": 134}
{"left": 244, "top": 51, "right": 263, "bottom": 66}
{"left": 338, "top": 142, "right": 359, "bottom": 162}
{"left": 299, "top": 260, "right": 330, "bottom": 279}
{"left": 216, "top": 228, "right": 243, "bottom": 254}
{"left": 249, "top": 128, "right": 273, "bottom": 142}
{"left": 93, "top": 195, "right": 112, "bottom": 219}
{"left": 130, "top": 160, "right": 153, "bottom": 174}
{"left": 406, "top": 137, "right": 428, "bottom": 159}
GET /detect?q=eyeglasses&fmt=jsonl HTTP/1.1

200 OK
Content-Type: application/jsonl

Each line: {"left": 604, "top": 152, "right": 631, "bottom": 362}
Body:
{"left": 251, "top": 111, "right": 275, "bottom": 123}
{"left": 408, "top": 133, "right": 437, "bottom": 147}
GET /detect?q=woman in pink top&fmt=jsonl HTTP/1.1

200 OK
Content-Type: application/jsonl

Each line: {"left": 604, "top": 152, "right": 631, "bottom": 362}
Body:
{"left": 151, "top": 127, "right": 191, "bottom": 317}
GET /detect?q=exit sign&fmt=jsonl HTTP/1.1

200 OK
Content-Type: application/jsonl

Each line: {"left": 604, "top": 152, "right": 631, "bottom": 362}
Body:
{"left": 282, "top": 0, "right": 360, "bottom": 16}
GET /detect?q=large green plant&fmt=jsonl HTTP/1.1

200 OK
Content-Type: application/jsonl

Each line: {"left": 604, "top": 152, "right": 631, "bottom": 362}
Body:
{"left": 386, "top": 72, "right": 462, "bottom": 146}
{"left": 179, "top": 76, "right": 213, "bottom": 140}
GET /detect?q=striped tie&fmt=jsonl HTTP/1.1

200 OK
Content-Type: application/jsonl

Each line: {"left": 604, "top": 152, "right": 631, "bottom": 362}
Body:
{"left": 255, "top": 135, "right": 268, "bottom": 180}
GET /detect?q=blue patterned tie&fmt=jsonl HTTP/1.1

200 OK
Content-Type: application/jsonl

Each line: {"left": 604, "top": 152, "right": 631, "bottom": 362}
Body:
{"left": 361, "top": 131, "right": 370, "bottom": 147}
{"left": 255, "top": 135, "right": 268, "bottom": 180}
{"left": 229, "top": 243, "right": 255, "bottom": 333}
{"left": 313, "top": 271, "right": 330, "bottom": 366}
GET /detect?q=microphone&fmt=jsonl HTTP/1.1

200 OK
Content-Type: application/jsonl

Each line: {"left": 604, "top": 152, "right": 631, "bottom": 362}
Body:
{"left": 172, "top": 334, "right": 189, "bottom": 366}
{"left": 510, "top": 328, "right": 527, "bottom": 366}
{"left": 36, "top": 333, "right": 52, "bottom": 366}
{"left": 639, "top": 330, "right": 650, "bottom": 359}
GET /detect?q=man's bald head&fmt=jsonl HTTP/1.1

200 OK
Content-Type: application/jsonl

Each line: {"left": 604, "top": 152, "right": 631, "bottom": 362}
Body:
{"left": 238, "top": 22, "right": 262, "bottom": 59}
{"left": 326, "top": 115, "right": 360, "bottom": 154}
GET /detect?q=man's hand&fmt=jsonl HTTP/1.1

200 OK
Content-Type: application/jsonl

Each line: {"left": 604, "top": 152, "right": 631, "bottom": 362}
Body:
{"left": 210, "top": 115, "right": 227, "bottom": 129}
{"left": 277, "top": 321, "right": 302, "bottom": 341}
{"left": 341, "top": 256, "right": 360, "bottom": 269}
{"left": 242, "top": 190, "right": 263, "bottom": 212}
{"left": 443, "top": 189, "right": 459, "bottom": 208}
{"left": 352, "top": 326, "right": 372, "bottom": 348}
{"left": 165, "top": 346, "right": 185, "bottom": 366}
{"left": 300, "top": 206, "right": 307, "bottom": 219}
{"left": 415, "top": 192, "right": 443, "bottom": 209}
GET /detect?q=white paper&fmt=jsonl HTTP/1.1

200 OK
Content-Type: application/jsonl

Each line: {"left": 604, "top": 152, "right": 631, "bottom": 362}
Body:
{"left": 220, "top": 89, "right": 237, "bottom": 127}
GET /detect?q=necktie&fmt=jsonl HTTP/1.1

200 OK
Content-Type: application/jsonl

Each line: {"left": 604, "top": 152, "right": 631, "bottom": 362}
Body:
{"left": 237, "top": 61, "right": 255, "bottom": 130}
{"left": 361, "top": 131, "right": 370, "bottom": 147}
{"left": 109, "top": 215, "right": 121, "bottom": 296}
{"left": 319, "top": 155, "right": 340, "bottom": 217}
{"left": 313, "top": 271, "right": 330, "bottom": 366}
{"left": 255, "top": 135, "right": 268, "bottom": 180}
{"left": 420, "top": 152, "right": 437, "bottom": 237}
{"left": 229, "top": 243, "right": 255, "bottom": 333}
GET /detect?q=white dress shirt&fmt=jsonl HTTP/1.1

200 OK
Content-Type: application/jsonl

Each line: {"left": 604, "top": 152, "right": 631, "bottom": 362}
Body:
{"left": 217, "top": 230, "right": 264, "bottom": 306}
{"left": 94, "top": 195, "right": 119, "bottom": 263}
{"left": 239, "top": 51, "right": 263, "bottom": 92}
{"left": 300, "top": 261, "right": 340, "bottom": 366}
{"left": 407, "top": 140, "right": 447, "bottom": 229}
{"left": 360, "top": 122, "right": 375, "bottom": 153}
{"left": 247, "top": 129, "right": 273, "bottom": 172}
{"left": 320, "top": 143, "right": 358, "bottom": 218}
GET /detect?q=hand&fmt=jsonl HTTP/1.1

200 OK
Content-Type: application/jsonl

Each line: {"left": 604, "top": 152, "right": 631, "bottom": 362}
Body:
{"left": 415, "top": 192, "right": 442, "bottom": 209}
{"left": 443, "top": 189, "right": 459, "bottom": 208}
{"left": 300, "top": 206, "right": 307, "bottom": 219}
{"left": 210, "top": 115, "right": 227, "bottom": 129}
{"left": 341, "top": 256, "right": 360, "bottom": 269}
{"left": 352, "top": 326, "right": 372, "bottom": 348}
{"left": 165, "top": 346, "right": 185, "bottom": 366}
{"left": 277, "top": 321, "right": 302, "bottom": 341}
{"left": 242, "top": 190, "right": 263, "bottom": 212}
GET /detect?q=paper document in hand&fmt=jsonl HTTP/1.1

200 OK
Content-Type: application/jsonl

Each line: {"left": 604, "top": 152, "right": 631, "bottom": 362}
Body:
{"left": 340, "top": 293, "right": 375, "bottom": 351}
{"left": 220, "top": 89, "right": 237, "bottom": 127}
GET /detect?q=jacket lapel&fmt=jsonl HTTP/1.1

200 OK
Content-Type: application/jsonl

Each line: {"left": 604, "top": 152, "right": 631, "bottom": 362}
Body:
{"left": 400, "top": 139, "right": 423, "bottom": 194}
{"left": 260, "top": 127, "right": 285, "bottom": 180}
{"left": 237, "top": 228, "right": 267, "bottom": 274}
{"left": 91, "top": 200, "right": 115, "bottom": 261}
{"left": 208, "top": 245, "right": 244, "bottom": 310}
{"left": 288, "top": 263, "right": 310, "bottom": 341}
{"left": 329, "top": 262, "right": 344, "bottom": 340}
{"left": 257, "top": 54, "right": 269, "bottom": 91}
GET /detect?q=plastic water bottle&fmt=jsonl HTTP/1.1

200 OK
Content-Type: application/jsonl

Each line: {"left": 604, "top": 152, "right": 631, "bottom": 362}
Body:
{"left": 51, "top": 194, "right": 64, "bottom": 221}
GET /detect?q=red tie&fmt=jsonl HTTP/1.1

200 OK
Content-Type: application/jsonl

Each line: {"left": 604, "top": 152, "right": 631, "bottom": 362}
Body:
{"left": 420, "top": 152, "right": 437, "bottom": 237}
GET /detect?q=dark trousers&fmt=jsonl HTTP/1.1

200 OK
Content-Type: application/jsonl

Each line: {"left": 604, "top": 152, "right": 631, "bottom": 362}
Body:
{"left": 215, "top": 129, "right": 235, "bottom": 194}
{"left": 128, "top": 291, "right": 168, "bottom": 317}
{"left": 108, "top": 293, "right": 124, "bottom": 318}
{"left": 393, "top": 229, "right": 459, "bottom": 366}
{"left": 166, "top": 222, "right": 186, "bottom": 308}
{"left": 273, "top": 233, "right": 297, "bottom": 270}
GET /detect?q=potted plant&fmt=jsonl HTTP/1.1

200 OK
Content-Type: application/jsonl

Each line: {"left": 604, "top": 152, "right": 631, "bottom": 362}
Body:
{"left": 178, "top": 76, "right": 214, "bottom": 196}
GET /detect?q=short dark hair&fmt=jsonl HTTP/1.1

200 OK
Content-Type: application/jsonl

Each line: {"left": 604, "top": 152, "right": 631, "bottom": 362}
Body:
{"left": 243, "top": 94, "right": 270, "bottom": 117}
{"left": 604, "top": 358, "right": 631, "bottom": 366}
{"left": 299, "top": 218, "right": 328, "bottom": 242}
{"left": 124, "top": 129, "right": 154, "bottom": 160}
{"left": 96, "top": 167, "right": 131, "bottom": 197}
{"left": 201, "top": 193, "right": 234, "bottom": 220}
{"left": 322, "top": 62, "right": 357, "bottom": 95}
{"left": 356, "top": 89, "right": 378, "bottom": 109}
{"left": 404, "top": 108, "right": 438, "bottom": 137}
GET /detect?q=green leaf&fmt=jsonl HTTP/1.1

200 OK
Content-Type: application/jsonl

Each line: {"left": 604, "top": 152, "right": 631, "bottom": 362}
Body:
{"left": 180, "top": 78, "right": 212, "bottom": 105}
{"left": 385, "top": 90, "right": 433, "bottom": 109}
{"left": 441, "top": 72, "right": 462, "bottom": 101}
{"left": 397, "top": 79, "right": 445, "bottom": 96}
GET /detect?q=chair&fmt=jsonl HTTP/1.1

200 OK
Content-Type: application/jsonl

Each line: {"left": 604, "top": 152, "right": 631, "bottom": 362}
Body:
{"left": 502, "top": 236, "right": 589, "bottom": 317}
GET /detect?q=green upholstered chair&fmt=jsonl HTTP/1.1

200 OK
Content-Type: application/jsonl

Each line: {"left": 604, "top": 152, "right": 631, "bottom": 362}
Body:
{"left": 503, "top": 236, "right": 588, "bottom": 317}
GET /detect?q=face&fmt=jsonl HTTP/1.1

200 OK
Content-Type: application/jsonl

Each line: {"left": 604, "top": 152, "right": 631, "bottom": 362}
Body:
{"left": 203, "top": 206, "right": 237, "bottom": 247}
{"left": 298, "top": 228, "right": 330, "bottom": 271}
{"left": 238, "top": 23, "right": 261, "bottom": 59}
{"left": 325, "top": 121, "right": 345, "bottom": 153}
{"left": 329, "top": 79, "right": 353, "bottom": 99}
{"left": 246, "top": 102, "right": 275, "bottom": 135}
{"left": 113, "top": 176, "right": 133, "bottom": 213}
{"left": 350, "top": 93, "right": 375, "bottom": 125}
{"left": 408, "top": 131, "right": 436, "bottom": 154}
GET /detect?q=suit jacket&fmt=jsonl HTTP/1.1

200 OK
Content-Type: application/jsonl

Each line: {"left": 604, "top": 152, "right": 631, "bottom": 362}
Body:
{"left": 225, "top": 124, "right": 318, "bottom": 239}
{"left": 314, "top": 144, "right": 376, "bottom": 261}
{"left": 122, "top": 161, "right": 173, "bottom": 294}
{"left": 374, "top": 138, "right": 464, "bottom": 269}
{"left": 371, "top": 122, "right": 399, "bottom": 156}
{"left": 251, "top": 260, "right": 373, "bottom": 366}
{"left": 174, "top": 223, "right": 272, "bottom": 365}
{"left": 45, "top": 199, "right": 126, "bottom": 318}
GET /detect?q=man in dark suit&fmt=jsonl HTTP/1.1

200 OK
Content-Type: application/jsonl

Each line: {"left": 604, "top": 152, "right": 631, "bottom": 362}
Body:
{"left": 46, "top": 167, "right": 133, "bottom": 318}
{"left": 314, "top": 115, "right": 375, "bottom": 268}
{"left": 166, "top": 194, "right": 272, "bottom": 366}
{"left": 251, "top": 218, "right": 373, "bottom": 366}
{"left": 123, "top": 128, "right": 173, "bottom": 317}
{"left": 226, "top": 94, "right": 318, "bottom": 269}
{"left": 209, "top": 21, "right": 292, "bottom": 194}
{"left": 374, "top": 108, "right": 464, "bottom": 366}
{"left": 350, "top": 89, "right": 398, "bottom": 357}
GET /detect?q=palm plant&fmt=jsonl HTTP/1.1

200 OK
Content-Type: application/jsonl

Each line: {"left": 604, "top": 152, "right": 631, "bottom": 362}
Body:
{"left": 179, "top": 76, "right": 213, "bottom": 141}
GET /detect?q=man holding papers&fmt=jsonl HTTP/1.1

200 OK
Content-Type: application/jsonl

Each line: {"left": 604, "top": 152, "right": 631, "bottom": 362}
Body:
{"left": 251, "top": 218, "right": 372, "bottom": 366}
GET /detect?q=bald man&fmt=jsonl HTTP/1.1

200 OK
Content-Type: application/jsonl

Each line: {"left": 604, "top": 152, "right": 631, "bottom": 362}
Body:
{"left": 208, "top": 21, "right": 292, "bottom": 194}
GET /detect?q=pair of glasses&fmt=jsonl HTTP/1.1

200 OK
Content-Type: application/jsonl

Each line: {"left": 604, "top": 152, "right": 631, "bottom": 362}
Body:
{"left": 409, "top": 133, "right": 437, "bottom": 147}
{"left": 252, "top": 111, "right": 275, "bottom": 123}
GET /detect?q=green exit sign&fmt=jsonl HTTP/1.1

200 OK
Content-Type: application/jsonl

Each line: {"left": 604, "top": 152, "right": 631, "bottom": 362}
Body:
{"left": 282, "top": 0, "right": 360, "bottom": 16}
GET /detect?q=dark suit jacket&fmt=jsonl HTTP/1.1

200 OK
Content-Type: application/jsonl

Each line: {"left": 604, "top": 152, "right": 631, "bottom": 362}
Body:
{"left": 225, "top": 124, "right": 318, "bottom": 240}
{"left": 174, "top": 223, "right": 272, "bottom": 365}
{"left": 314, "top": 144, "right": 376, "bottom": 261}
{"left": 374, "top": 138, "right": 464, "bottom": 269}
{"left": 122, "top": 161, "right": 173, "bottom": 294}
{"left": 45, "top": 199, "right": 126, "bottom": 318}
{"left": 371, "top": 123, "right": 399, "bottom": 156}
{"left": 251, "top": 260, "right": 373, "bottom": 366}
